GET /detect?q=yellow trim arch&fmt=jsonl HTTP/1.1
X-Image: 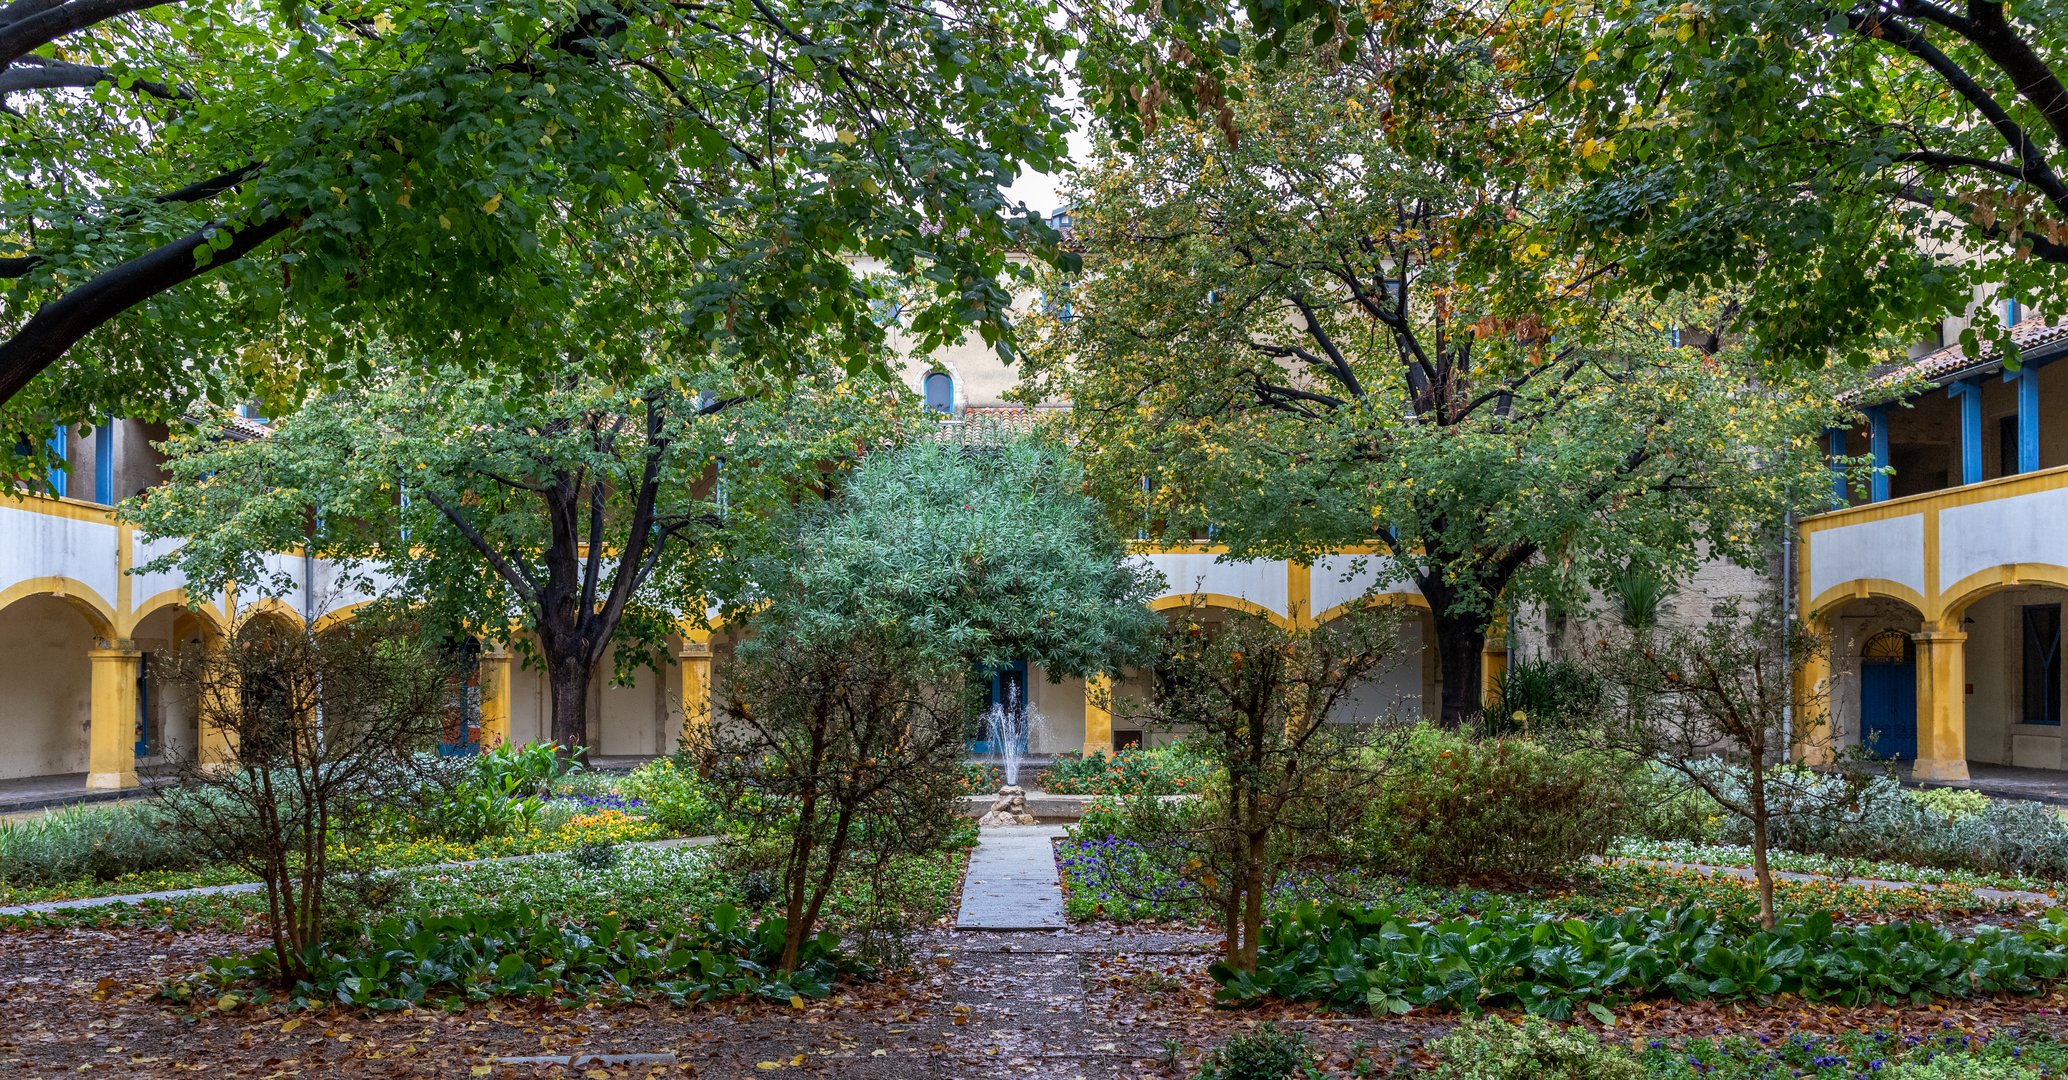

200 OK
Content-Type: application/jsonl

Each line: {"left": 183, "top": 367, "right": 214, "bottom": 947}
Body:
{"left": 0, "top": 576, "right": 118, "bottom": 639}
{"left": 1804, "top": 578, "right": 1929, "bottom": 622}
{"left": 311, "top": 601, "right": 375, "bottom": 634}
{"left": 1939, "top": 563, "right": 2068, "bottom": 621}
{"left": 123, "top": 590, "right": 227, "bottom": 639}
{"left": 235, "top": 597, "right": 305, "bottom": 631}
{"left": 1147, "top": 592, "right": 1294, "bottom": 630}
{"left": 1313, "top": 593, "right": 1432, "bottom": 624}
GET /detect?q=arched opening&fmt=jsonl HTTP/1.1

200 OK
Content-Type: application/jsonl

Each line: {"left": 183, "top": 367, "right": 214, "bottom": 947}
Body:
{"left": 128, "top": 602, "right": 220, "bottom": 766}
{"left": 0, "top": 593, "right": 102, "bottom": 780}
{"left": 1947, "top": 582, "right": 2068, "bottom": 769}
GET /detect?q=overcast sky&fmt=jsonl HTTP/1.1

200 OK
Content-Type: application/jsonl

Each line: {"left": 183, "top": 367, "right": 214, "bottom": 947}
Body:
{"left": 1000, "top": 95, "right": 1092, "bottom": 216}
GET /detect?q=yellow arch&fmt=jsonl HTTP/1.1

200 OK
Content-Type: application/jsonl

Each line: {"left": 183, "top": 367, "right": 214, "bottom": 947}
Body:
{"left": 311, "top": 600, "right": 376, "bottom": 634}
{"left": 1148, "top": 592, "right": 1295, "bottom": 631}
{"left": 1313, "top": 592, "right": 1432, "bottom": 624}
{"left": 1804, "top": 578, "right": 1929, "bottom": 622}
{"left": 1939, "top": 563, "right": 2068, "bottom": 622}
{"left": 123, "top": 589, "right": 228, "bottom": 639}
{"left": 235, "top": 597, "right": 304, "bottom": 631}
{"left": 0, "top": 576, "right": 117, "bottom": 639}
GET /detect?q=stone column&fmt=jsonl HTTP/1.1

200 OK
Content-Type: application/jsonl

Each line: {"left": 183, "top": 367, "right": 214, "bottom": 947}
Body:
{"left": 1083, "top": 673, "right": 1114, "bottom": 756}
{"left": 677, "top": 639, "right": 714, "bottom": 755}
{"left": 1912, "top": 623, "right": 1971, "bottom": 782}
{"left": 478, "top": 645, "right": 514, "bottom": 748}
{"left": 86, "top": 646, "right": 141, "bottom": 790}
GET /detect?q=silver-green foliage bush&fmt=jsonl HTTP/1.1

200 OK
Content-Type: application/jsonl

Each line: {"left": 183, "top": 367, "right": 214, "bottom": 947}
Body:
{"left": 0, "top": 800, "right": 205, "bottom": 886}
{"left": 1430, "top": 1016, "right": 1645, "bottom": 1080}
{"left": 1700, "top": 764, "right": 2068, "bottom": 881}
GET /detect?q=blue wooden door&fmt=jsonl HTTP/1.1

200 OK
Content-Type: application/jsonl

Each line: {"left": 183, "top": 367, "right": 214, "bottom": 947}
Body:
{"left": 1860, "top": 630, "right": 1917, "bottom": 760}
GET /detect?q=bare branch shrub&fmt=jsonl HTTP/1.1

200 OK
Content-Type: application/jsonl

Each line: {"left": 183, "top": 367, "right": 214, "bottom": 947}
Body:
{"left": 1573, "top": 600, "right": 1861, "bottom": 930}
{"left": 157, "top": 613, "right": 454, "bottom": 981}
{"left": 706, "top": 630, "right": 967, "bottom": 974}
{"left": 1130, "top": 601, "right": 1414, "bottom": 973}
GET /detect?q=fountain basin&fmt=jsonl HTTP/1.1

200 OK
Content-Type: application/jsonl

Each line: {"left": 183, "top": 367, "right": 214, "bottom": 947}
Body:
{"left": 957, "top": 789, "right": 1195, "bottom": 822}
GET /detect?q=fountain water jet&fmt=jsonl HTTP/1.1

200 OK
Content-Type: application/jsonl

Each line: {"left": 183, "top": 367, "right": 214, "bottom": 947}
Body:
{"left": 977, "top": 684, "right": 1043, "bottom": 826}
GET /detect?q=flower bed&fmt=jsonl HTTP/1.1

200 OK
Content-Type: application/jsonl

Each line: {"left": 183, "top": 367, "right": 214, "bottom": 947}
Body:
{"left": 1038, "top": 746, "right": 1214, "bottom": 796}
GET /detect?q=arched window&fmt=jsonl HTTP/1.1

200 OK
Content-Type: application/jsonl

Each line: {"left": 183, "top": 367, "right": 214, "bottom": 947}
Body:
{"left": 923, "top": 371, "right": 954, "bottom": 414}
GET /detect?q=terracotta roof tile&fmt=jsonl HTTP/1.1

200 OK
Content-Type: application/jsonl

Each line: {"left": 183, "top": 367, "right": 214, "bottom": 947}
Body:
{"left": 1863, "top": 317, "right": 2068, "bottom": 401}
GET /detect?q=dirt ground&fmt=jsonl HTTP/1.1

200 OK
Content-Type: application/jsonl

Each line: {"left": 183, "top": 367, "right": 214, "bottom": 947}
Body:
{"left": 4, "top": 924, "right": 2065, "bottom": 1078}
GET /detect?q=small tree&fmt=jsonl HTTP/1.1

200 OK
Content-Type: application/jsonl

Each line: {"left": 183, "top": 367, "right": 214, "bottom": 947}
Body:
{"left": 1577, "top": 602, "right": 1860, "bottom": 930}
{"left": 708, "top": 630, "right": 965, "bottom": 974}
{"left": 1136, "top": 601, "right": 1412, "bottom": 974}
{"left": 704, "top": 432, "right": 1161, "bottom": 971}
{"left": 157, "top": 613, "right": 452, "bottom": 982}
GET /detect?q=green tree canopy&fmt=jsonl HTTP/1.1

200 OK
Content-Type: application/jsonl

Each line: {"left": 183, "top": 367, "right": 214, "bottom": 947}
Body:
{"left": 740, "top": 430, "right": 1165, "bottom": 683}
{"left": 1, "top": 0, "right": 1073, "bottom": 467}
{"left": 126, "top": 359, "right": 909, "bottom": 749}
{"left": 1021, "top": 48, "right": 1861, "bottom": 725}
{"left": 1072, "top": 0, "right": 2068, "bottom": 367}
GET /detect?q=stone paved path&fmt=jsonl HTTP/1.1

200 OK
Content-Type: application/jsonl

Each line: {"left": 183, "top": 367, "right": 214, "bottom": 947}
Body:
{"left": 955, "top": 824, "right": 1070, "bottom": 930}
{"left": 0, "top": 836, "right": 715, "bottom": 916}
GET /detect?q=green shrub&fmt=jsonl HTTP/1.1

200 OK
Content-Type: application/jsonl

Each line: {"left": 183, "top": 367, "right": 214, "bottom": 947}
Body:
{"left": 1361, "top": 726, "right": 1628, "bottom": 884}
{"left": 1623, "top": 763, "right": 1726, "bottom": 843}
{"left": 1484, "top": 660, "right": 1603, "bottom": 736}
{"left": 1193, "top": 1023, "right": 1321, "bottom": 1080}
{"left": 181, "top": 902, "right": 861, "bottom": 1009}
{"left": 618, "top": 758, "right": 717, "bottom": 833}
{"left": 0, "top": 800, "right": 207, "bottom": 886}
{"left": 1041, "top": 745, "right": 1216, "bottom": 796}
{"left": 417, "top": 744, "right": 563, "bottom": 842}
{"left": 1215, "top": 902, "right": 2068, "bottom": 1016}
{"left": 1912, "top": 786, "right": 1991, "bottom": 821}
{"left": 1430, "top": 1016, "right": 1644, "bottom": 1080}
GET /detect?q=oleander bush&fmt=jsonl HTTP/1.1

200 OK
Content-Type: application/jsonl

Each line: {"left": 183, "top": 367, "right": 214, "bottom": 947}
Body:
{"left": 1429, "top": 1016, "right": 1645, "bottom": 1080}
{"left": 180, "top": 902, "right": 860, "bottom": 1009}
{"left": 0, "top": 799, "right": 208, "bottom": 886}
{"left": 1213, "top": 902, "right": 2068, "bottom": 1016}
{"left": 1358, "top": 726, "right": 1631, "bottom": 885}
{"left": 1040, "top": 744, "right": 1216, "bottom": 796}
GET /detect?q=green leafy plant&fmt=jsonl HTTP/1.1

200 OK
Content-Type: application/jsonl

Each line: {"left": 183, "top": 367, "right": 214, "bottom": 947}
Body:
{"left": 1193, "top": 1023, "right": 1322, "bottom": 1080}
{"left": 1484, "top": 660, "right": 1603, "bottom": 736}
{"left": 569, "top": 842, "right": 620, "bottom": 873}
{"left": 618, "top": 758, "right": 717, "bottom": 834}
{"left": 1430, "top": 1016, "right": 1645, "bottom": 1080}
{"left": 1214, "top": 902, "right": 2068, "bottom": 1017}
{"left": 179, "top": 903, "right": 859, "bottom": 1010}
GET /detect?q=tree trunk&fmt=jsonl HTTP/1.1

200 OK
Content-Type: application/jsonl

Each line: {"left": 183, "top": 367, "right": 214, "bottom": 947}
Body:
{"left": 1432, "top": 613, "right": 1489, "bottom": 729}
{"left": 547, "top": 659, "right": 594, "bottom": 755}
{"left": 1239, "top": 829, "right": 1267, "bottom": 973}
{"left": 1749, "top": 756, "right": 1775, "bottom": 931}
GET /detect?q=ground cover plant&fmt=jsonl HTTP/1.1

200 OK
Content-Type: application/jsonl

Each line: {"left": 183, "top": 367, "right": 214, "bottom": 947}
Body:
{"left": 1213, "top": 901, "right": 2068, "bottom": 1018}
{"left": 174, "top": 903, "right": 862, "bottom": 1011}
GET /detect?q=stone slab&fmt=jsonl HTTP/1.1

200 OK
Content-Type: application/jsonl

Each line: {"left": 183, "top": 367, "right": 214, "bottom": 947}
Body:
{"left": 955, "top": 824, "right": 1070, "bottom": 931}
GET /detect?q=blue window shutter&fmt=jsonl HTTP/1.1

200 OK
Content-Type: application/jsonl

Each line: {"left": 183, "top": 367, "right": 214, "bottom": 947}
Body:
{"left": 46, "top": 425, "right": 66, "bottom": 498}
{"left": 94, "top": 419, "right": 114, "bottom": 505}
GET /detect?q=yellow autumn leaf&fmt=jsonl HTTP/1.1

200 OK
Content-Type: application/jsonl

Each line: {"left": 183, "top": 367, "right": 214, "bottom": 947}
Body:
{"left": 835, "top": 130, "right": 858, "bottom": 145}
{"left": 789, "top": 995, "right": 805, "bottom": 1009}
{"left": 756, "top": 1062, "right": 782, "bottom": 1071}
{"left": 482, "top": 192, "right": 503, "bottom": 214}
{"left": 470, "top": 1068, "right": 492, "bottom": 1078}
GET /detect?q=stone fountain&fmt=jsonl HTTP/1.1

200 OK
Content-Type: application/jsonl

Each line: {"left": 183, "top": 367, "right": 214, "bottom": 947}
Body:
{"left": 975, "top": 687, "right": 1042, "bottom": 827}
